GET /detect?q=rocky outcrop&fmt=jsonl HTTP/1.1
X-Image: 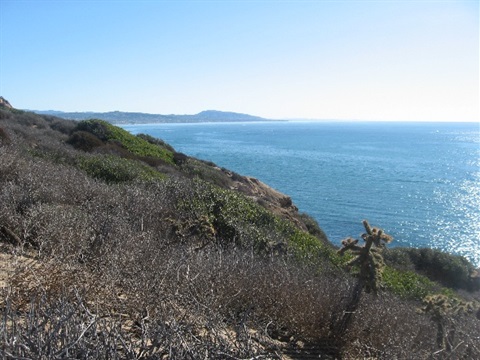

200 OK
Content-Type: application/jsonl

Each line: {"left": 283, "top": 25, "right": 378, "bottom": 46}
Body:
{"left": 227, "top": 173, "right": 307, "bottom": 231}
{"left": 0, "top": 97, "right": 13, "bottom": 109}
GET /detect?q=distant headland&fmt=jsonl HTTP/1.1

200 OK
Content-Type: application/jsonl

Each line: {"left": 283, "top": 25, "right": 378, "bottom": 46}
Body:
{"left": 30, "top": 109, "right": 270, "bottom": 124}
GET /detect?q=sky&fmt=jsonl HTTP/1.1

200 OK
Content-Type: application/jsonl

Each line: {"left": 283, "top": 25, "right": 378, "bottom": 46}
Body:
{"left": 0, "top": 0, "right": 478, "bottom": 122}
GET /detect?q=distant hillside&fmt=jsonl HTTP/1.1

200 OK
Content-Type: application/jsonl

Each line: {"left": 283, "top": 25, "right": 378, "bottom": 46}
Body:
{"left": 31, "top": 109, "right": 267, "bottom": 124}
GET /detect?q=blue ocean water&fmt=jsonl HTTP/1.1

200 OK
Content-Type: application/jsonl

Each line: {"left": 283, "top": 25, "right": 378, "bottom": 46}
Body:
{"left": 122, "top": 121, "right": 480, "bottom": 267}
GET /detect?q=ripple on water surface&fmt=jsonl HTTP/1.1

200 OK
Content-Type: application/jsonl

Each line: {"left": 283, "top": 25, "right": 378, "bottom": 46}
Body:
{"left": 122, "top": 122, "right": 480, "bottom": 267}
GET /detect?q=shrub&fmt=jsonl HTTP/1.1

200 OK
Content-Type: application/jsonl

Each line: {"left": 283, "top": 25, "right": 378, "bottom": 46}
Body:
{"left": 137, "top": 133, "right": 175, "bottom": 152}
{"left": 46, "top": 117, "right": 77, "bottom": 134}
{"left": 75, "top": 119, "right": 110, "bottom": 140}
{"left": 173, "top": 151, "right": 188, "bottom": 165}
{"left": 0, "top": 127, "right": 11, "bottom": 145}
{"left": 382, "top": 267, "right": 436, "bottom": 299}
{"left": 90, "top": 120, "right": 173, "bottom": 161}
{"left": 7, "top": 111, "right": 49, "bottom": 129}
{"left": 180, "top": 157, "right": 235, "bottom": 188}
{"left": 71, "top": 120, "right": 175, "bottom": 166}
{"left": 384, "top": 247, "right": 478, "bottom": 291}
{"left": 0, "top": 108, "right": 13, "bottom": 120}
{"left": 341, "top": 293, "right": 438, "bottom": 358}
{"left": 2, "top": 107, "right": 480, "bottom": 359}
{"left": 77, "top": 154, "right": 165, "bottom": 183}
{"left": 298, "top": 212, "right": 330, "bottom": 246}
{"left": 67, "top": 130, "right": 104, "bottom": 151}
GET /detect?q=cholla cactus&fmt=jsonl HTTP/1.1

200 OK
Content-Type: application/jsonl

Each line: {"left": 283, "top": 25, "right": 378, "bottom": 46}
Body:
{"left": 419, "top": 294, "right": 480, "bottom": 351}
{"left": 331, "top": 221, "right": 393, "bottom": 345}
{"left": 421, "top": 294, "right": 479, "bottom": 318}
{"left": 338, "top": 220, "right": 393, "bottom": 294}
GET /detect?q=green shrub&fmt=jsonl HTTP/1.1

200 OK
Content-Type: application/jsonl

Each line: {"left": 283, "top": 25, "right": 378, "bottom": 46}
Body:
{"left": 384, "top": 247, "right": 478, "bottom": 291}
{"left": 298, "top": 212, "right": 330, "bottom": 246}
{"left": 136, "top": 133, "right": 175, "bottom": 152}
{"left": 174, "top": 180, "right": 274, "bottom": 249}
{"left": 382, "top": 267, "right": 436, "bottom": 299}
{"left": 75, "top": 119, "right": 110, "bottom": 140}
{"left": 287, "top": 228, "right": 341, "bottom": 264}
{"left": 74, "top": 119, "right": 174, "bottom": 165}
{"left": 173, "top": 179, "right": 336, "bottom": 261}
{"left": 78, "top": 154, "right": 165, "bottom": 183}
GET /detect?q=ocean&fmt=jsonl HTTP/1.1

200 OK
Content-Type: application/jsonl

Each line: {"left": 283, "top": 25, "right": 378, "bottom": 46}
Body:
{"left": 121, "top": 121, "right": 480, "bottom": 267}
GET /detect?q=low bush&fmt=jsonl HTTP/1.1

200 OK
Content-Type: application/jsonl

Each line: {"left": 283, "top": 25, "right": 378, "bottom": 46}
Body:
{"left": 0, "top": 127, "right": 10, "bottom": 145}
{"left": 384, "top": 247, "right": 478, "bottom": 291}
{"left": 74, "top": 119, "right": 174, "bottom": 164}
{"left": 137, "top": 133, "right": 175, "bottom": 152}
{"left": 77, "top": 154, "right": 165, "bottom": 183}
{"left": 67, "top": 130, "right": 104, "bottom": 151}
{"left": 2, "top": 107, "right": 480, "bottom": 359}
{"left": 298, "top": 212, "right": 330, "bottom": 246}
{"left": 382, "top": 266, "right": 437, "bottom": 299}
{"left": 46, "top": 116, "right": 77, "bottom": 134}
{"left": 0, "top": 108, "right": 13, "bottom": 120}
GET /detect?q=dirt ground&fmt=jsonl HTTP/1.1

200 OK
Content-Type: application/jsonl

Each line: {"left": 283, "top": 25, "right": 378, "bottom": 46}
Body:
{"left": 0, "top": 246, "right": 39, "bottom": 289}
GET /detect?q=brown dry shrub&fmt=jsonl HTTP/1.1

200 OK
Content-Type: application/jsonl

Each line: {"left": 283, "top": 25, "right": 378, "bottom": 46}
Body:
{"left": 0, "top": 127, "right": 11, "bottom": 145}
{"left": 340, "top": 291, "right": 480, "bottom": 359}
{"left": 2, "top": 242, "right": 346, "bottom": 358}
{"left": 67, "top": 130, "right": 105, "bottom": 151}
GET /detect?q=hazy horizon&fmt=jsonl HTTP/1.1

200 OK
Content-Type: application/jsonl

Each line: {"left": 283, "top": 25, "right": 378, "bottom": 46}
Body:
{"left": 1, "top": 1, "right": 478, "bottom": 122}
{"left": 28, "top": 108, "right": 479, "bottom": 123}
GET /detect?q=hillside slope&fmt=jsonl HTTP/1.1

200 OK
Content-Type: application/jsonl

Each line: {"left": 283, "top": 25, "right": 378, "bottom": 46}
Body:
{"left": 1, "top": 102, "right": 479, "bottom": 359}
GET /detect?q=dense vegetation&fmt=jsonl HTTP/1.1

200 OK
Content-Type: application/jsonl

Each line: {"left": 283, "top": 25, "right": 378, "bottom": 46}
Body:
{"left": 1, "top": 104, "right": 479, "bottom": 359}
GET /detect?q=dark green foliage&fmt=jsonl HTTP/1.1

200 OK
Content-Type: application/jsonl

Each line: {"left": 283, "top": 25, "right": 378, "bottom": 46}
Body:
{"left": 180, "top": 157, "right": 234, "bottom": 188}
{"left": 173, "top": 151, "right": 188, "bottom": 165}
{"left": 172, "top": 179, "right": 338, "bottom": 265}
{"left": 66, "top": 130, "right": 104, "bottom": 151}
{"left": 137, "top": 133, "right": 175, "bottom": 152}
{"left": 174, "top": 179, "right": 283, "bottom": 250}
{"left": 382, "top": 266, "right": 436, "bottom": 299}
{"left": 71, "top": 119, "right": 175, "bottom": 165}
{"left": 298, "top": 212, "right": 330, "bottom": 246}
{"left": 384, "top": 247, "right": 479, "bottom": 291}
{"left": 77, "top": 154, "right": 165, "bottom": 183}
{"left": 75, "top": 118, "right": 110, "bottom": 141}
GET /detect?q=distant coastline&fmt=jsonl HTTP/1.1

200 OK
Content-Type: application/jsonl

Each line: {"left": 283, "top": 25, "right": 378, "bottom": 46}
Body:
{"left": 30, "top": 109, "right": 272, "bottom": 124}
{"left": 30, "top": 109, "right": 477, "bottom": 124}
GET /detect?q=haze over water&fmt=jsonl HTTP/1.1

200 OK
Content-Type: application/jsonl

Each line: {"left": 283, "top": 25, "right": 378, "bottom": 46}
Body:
{"left": 123, "top": 121, "right": 480, "bottom": 267}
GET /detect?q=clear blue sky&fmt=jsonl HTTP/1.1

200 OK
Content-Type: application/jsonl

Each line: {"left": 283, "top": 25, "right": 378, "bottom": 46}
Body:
{"left": 0, "top": 0, "right": 478, "bottom": 121}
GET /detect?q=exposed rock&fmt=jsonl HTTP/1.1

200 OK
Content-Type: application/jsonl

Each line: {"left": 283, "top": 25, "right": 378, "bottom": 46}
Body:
{"left": 228, "top": 173, "right": 307, "bottom": 231}
{"left": 0, "top": 97, "right": 13, "bottom": 109}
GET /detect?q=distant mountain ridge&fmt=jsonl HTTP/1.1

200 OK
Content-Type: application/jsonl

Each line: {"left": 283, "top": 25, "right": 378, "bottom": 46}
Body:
{"left": 31, "top": 109, "right": 267, "bottom": 124}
